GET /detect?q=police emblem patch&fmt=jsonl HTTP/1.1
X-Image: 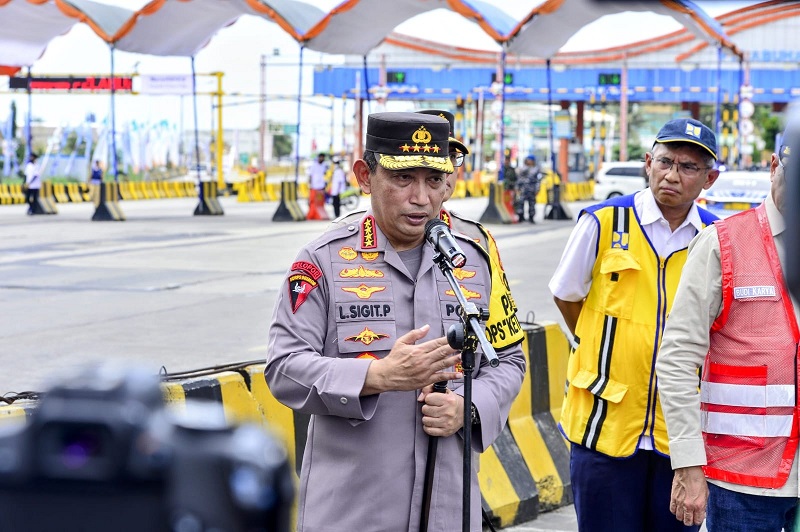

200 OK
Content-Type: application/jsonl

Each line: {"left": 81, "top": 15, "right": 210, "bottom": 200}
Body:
{"left": 453, "top": 268, "right": 477, "bottom": 281}
{"left": 342, "top": 284, "right": 386, "bottom": 299}
{"left": 361, "top": 252, "right": 379, "bottom": 262}
{"left": 345, "top": 327, "right": 390, "bottom": 345}
{"left": 340, "top": 265, "right": 384, "bottom": 278}
{"left": 445, "top": 285, "right": 482, "bottom": 300}
{"left": 339, "top": 246, "right": 357, "bottom": 261}
{"left": 288, "top": 261, "right": 322, "bottom": 313}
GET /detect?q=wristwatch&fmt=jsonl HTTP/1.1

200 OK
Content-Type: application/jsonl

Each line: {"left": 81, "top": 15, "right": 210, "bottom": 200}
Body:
{"left": 470, "top": 403, "right": 481, "bottom": 426}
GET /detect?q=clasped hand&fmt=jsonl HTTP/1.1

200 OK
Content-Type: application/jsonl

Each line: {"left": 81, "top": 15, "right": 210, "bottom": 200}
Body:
{"left": 361, "top": 324, "right": 462, "bottom": 395}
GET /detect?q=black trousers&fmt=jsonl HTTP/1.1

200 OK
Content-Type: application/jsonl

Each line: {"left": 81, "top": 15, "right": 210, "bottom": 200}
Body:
{"left": 25, "top": 187, "right": 40, "bottom": 213}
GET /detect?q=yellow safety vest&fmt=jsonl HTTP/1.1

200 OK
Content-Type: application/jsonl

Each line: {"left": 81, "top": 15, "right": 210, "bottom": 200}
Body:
{"left": 561, "top": 198, "right": 713, "bottom": 457}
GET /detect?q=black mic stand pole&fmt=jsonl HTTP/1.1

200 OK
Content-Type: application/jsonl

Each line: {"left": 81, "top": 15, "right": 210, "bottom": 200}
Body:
{"left": 420, "top": 380, "right": 447, "bottom": 532}
{"left": 428, "top": 251, "right": 499, "bottom": 532}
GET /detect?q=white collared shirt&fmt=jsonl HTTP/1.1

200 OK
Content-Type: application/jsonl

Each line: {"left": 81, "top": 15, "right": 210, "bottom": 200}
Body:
{"left": 549, "top": 188, "right": 706, "bottom": 303}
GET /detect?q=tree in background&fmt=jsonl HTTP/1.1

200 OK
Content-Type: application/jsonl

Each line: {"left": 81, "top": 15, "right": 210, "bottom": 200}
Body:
{"left": 273, "top": 134, "right": 292, "bottom": 159}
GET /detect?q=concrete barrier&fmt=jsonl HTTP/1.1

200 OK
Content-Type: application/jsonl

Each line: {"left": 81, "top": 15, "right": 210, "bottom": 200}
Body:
{"left": 92, "top": 182, "right": 125, "bottom": 221}
{"left": 480, "top": 320, "right": 572, "bottom": 528}
{"left": 194, "top": 181, "right": 224, "bottom": 216}
{"left": 272, "top": 181, "right": 305, "bottom": 222}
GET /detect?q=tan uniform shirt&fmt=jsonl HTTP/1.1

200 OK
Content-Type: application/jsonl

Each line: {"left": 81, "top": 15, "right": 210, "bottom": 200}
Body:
{"left": 657, "top": 194, "right": 800, "bottom": 497}
{"left": 266, "top": 211, "right": 526, "bottom": 531}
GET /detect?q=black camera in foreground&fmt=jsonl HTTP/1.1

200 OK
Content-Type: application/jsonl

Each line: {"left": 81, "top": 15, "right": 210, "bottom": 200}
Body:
{"left": 0, "top": 364, "right": 293, "bottom": 532}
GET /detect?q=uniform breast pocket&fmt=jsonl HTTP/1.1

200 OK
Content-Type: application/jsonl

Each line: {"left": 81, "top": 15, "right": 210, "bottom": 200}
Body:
{"left": 592, "top": 248, "right": 641, "bottom": 320}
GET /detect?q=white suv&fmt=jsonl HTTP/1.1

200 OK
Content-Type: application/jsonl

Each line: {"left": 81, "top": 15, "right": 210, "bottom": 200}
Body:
{"left": 593, "top": 161, "right": 647, "bottom": 200}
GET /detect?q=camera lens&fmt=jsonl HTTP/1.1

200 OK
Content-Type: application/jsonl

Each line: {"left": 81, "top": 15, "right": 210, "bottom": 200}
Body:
{"left": 59, "top": 427, "right": 105, "bottom": 470}
{"left": 39, "top": 422, "right": 114, "bottom": 479}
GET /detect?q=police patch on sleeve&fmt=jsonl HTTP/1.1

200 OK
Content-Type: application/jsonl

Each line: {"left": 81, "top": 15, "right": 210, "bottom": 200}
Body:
{"left": 288, "top": 261, "right": 323, "bottom": 313}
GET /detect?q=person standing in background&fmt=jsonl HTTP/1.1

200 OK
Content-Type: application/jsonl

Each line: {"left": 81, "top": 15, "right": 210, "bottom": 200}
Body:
{"left": 90, "top": 160, "right": 103, "bottom": 185}
{"left": 328, "top": 157, "right": 347, "bottom": 218}
{"left": 24, "top": 153, "right": 41, "bottom": 215}
{"left": 515, "top": 155, "right": 541, "bottom": 223}
{"left": 308, "top": 152, "right": 328, "bottom": 193}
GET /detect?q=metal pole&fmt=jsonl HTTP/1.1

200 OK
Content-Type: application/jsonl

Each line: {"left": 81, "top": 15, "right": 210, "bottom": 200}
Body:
{"left": 362, "top": 56, "right": 371, "bottom": 112}
{"left": 546, "top": 59, "right": 556, "bottom": 174}
{"left": 619, "top": 53, "right": 629, "bottom": 162}
{"left": 497, "top": 47, "right": 507, "bottom": 182}
{"left": 191, "top": 56, "right": 202, "bottom": 203}
{"left": 215, "top": 72, "right": 224, "bottom": 189}
{"left": 260, "top": 54, "right": 266, "bottom": 172}
{"left": 294, "top": 45, "right": 304, "bottom": 183}
{"left": 330, "top": 95, "right": 335, "bottom": 156}
{"left": 110, "top": 44, "right": 118, "bottom": 181}
{"left": 341, "top": 93, "right": 347, "bottom": 162}
{"left": 25, "top": 67, "right": 32, "bottom": 164}
{"left": 715, "top": 45, "right": 723, "bottom": 160}
{"left": 736, "top": 56, "right": 744, "bottom": 169}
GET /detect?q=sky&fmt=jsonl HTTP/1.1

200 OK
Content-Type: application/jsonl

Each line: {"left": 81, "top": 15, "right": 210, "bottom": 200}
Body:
{"left": 0, "top": 0, "right": 758, "bottom": 158}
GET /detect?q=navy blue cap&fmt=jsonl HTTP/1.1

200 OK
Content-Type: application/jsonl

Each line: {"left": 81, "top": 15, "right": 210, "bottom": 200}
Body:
{"left": 654, "top": 118, "right": 717, "bottom": 160}
{"left": 416, "top": 109, "right": 469, "bottom": 155}
{"left": 525, "top": 154, "right": 537, "bottom": 162}
{"left": 366, "top": 112, "right": 453, "bottom": 173}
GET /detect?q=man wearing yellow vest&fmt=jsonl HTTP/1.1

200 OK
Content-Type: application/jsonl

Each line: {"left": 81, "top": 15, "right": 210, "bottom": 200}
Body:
{"left": 657, "top": 126, "right": 798, "bottom": 531}
{"left": 549, "top": 118, "right": 720, "bottom": 531}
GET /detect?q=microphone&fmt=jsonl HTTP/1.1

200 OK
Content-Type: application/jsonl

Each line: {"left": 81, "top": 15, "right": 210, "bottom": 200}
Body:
{"left": 425, "top": 219, "right": 467, "bottom": 269}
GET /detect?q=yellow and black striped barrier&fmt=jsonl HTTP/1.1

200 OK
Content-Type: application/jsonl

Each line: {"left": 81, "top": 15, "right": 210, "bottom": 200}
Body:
{"left": 272, "top": 181, "right": 305, "bottom": 222}
{"left": 91, "top": 182, "right": 125, "bottom": 221}
{"left": 478, "top": 182, "right": 513, "bottom": 225}
{"left": 478, "top": 320, "right": 571, "bottom": 528}
{"left": 38, "top": 182, "right": 58, "bottom": 214}
{"left": 194, "top": 181, "right": 224, "bottom": 216}
{"left": 0, "top": 184, "right": 24, "bottom": 204}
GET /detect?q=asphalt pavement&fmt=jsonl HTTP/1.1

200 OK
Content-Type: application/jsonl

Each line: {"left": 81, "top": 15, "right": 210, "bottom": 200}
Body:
{"left": 0, "top": 192, "right": 591, "bottom": 530}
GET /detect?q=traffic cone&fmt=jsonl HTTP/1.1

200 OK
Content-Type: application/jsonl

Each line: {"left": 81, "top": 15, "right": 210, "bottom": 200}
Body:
{"left": 306, "top": 189, "right": 330, "bottom": 221}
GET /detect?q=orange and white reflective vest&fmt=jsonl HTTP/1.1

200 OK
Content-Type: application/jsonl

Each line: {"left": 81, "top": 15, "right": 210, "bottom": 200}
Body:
{"left": 701, "top": 204, "right": 800, "bottom": 489}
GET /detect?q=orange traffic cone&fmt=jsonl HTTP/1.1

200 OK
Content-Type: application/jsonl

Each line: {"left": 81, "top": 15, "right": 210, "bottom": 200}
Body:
{"left": 306, "top": 189, "right": 331, "bottom": 221}
{"left": 503, "top": 189, "right": 519, "bottom": 223}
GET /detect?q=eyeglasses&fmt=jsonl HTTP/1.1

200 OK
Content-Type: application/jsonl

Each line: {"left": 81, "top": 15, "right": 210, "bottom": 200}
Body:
{"left": 449, "top": 152, "right": 465, "bottom": 168}
{"left": 653, "top": 156, "right": 711, "bottom": 178}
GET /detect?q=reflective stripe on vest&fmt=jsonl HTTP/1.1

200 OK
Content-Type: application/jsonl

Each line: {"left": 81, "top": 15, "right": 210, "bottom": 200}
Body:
{"left": 701, "top": 382, "right": 795, "bottom": 408}
{"left": 703, "top": 412, "right": 793, "bottom": 438}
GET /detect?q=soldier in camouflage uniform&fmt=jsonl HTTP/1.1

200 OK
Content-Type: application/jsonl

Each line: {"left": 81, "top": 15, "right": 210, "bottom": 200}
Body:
{"left": 515, "top": 155, "right": 542, "bottom": 223}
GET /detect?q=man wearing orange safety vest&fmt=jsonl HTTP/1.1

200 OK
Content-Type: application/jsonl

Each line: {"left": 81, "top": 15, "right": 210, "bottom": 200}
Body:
{"left": 657, "top": 125, "right": 799, "bottom": 531}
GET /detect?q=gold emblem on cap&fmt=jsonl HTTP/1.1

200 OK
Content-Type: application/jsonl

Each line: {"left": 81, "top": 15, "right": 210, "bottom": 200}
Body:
{"left": 378, "top": 154, "right": 453, "bottom": 173}
{"left": 411, "top": 126, "right": 432, "bottom": 144}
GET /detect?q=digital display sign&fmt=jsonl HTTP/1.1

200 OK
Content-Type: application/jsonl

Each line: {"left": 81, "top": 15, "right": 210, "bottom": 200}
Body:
{"left": 598, "top": 73, "right": 621, "bottom": 86}
{"left": 9, "top": 76, "right": 133, "bottom": 92}
{"left": 491, "top": 72, "right": 514, "bottom": 85}
{"left": 386, "top": 71, "right": 407, "bottom": 84}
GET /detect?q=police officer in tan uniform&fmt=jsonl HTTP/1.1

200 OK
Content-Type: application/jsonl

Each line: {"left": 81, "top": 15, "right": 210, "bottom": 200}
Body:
{"left": 266, "top": 112, "right": 526, "bottom": 532}
{"left": 334, "top": 109, "right": 525, "bottom": 350}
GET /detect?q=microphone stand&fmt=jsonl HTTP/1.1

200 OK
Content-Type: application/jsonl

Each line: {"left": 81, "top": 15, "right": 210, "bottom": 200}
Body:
{"left": 426, "top": 250, "right": 499, "bottom": 532}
